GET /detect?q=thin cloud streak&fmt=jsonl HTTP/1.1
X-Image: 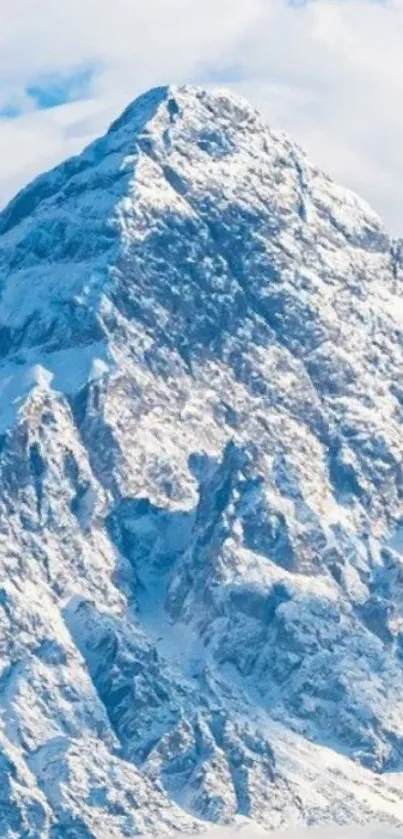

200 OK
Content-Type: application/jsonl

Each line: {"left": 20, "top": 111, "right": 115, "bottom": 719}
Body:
{"left": 197, "top": 826, "right": 402, "bottom": 839}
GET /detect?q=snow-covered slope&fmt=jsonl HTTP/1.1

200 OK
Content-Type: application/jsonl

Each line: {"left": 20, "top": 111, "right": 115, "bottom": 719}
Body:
{"left": 0, "top": 85, "right": 402, "bottom": 837}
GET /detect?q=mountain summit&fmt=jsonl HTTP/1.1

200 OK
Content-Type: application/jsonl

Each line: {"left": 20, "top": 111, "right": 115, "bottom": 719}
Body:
{"left": 0, "top": 85, "right": 402, "bottom": 837}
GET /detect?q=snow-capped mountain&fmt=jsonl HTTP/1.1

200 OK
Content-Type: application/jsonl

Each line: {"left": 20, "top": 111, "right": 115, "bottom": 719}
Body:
{"left": 0, "top": 85, "right": 402, "bottom": 838}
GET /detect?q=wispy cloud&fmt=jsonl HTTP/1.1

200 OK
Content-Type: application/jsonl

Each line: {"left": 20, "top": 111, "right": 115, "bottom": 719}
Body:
{"left": 0, "top": 0, "right": 402, "bottom": 232}
{"left": 198, "top": 825, "right": 402, "bottom": 839}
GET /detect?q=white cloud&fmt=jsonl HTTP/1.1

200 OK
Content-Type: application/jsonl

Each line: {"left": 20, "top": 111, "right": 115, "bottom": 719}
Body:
{"left": 197, "top": 826, "right": 401, "bottom": 839}
{"left": 0, "top": 0, "right": 403, "bottom": 232}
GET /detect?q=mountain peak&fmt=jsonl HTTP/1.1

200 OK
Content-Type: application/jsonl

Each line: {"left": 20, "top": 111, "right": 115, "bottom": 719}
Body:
{"left": 0, "top": 87, "right": 402, "bottom": 836}
{"left": 107, "top": 83, "right": 259, "bottom": 133}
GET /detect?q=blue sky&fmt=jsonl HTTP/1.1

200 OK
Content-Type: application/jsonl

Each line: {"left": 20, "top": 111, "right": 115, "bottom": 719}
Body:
{"left": 0, "top": 0, "right": 402, "bottom": 232}
{"left": 0, "top": 67, "right": 97, "bottom": 117}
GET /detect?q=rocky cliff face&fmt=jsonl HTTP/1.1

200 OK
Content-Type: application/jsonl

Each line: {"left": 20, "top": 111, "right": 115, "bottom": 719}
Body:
{"left": 0, "top": 85, "right": 402, "bottom": 837}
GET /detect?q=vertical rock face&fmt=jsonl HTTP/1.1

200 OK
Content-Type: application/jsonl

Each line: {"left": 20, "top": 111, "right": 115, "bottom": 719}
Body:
{"left": 0, "top": 84, "right": 402, "bottom": 836}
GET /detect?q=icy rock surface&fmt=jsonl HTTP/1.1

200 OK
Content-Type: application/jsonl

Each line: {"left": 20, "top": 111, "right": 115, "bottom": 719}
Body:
{"left": 0, "top": 85, "right": 402, "bottom": 836}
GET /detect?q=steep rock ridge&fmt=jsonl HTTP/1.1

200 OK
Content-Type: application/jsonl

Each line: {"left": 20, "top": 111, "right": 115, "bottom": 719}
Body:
{"left": 0, "top": 85, "right": 402, "bottom": 836}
